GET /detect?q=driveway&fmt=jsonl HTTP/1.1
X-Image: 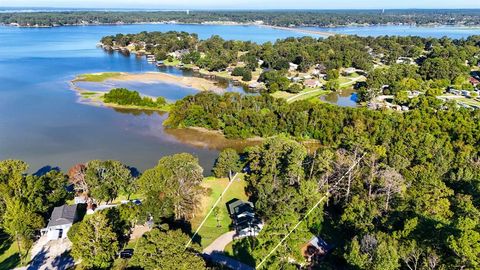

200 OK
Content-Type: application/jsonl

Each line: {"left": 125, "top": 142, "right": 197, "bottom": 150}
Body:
{"left": 24, "top": 236, "right": 75, "bottom": 270}
{"left": 203, "top": 231, "right": 236, "bottom": 255}
{"left": 203, "top": 231, "right": 254, "bottom": 270}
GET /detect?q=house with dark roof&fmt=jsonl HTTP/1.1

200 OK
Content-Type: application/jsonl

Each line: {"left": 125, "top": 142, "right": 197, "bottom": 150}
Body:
{"left": 41, "top": 204, "right": 79, "bottom": 241}
{"left": 301, "top": 236, "right": 334, "bottom": 268}
{"left": 227, "top": 199, "right": 263, "bottom": 238}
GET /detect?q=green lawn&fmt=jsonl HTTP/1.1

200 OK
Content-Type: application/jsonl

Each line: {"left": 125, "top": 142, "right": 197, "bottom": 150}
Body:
{"left": 191, "top": 176, "right": 248, "bottom": 248}
{"left": 338, "top": 76, "right": 352, "bottom": 84}
{"left": 271, "top": 90, "right": 296, "bottom": 100}
{"left": 0, "top": 233, "right": 20, "bottom": 270}
{"left": 271, "top": 88, "right": 330, "bottom": 103}
{"left": 288, "top": 88, "right": 330, "bottom": 103}
{"left": 77, "top": 72, "right": 122, "bottom": 82}
{"left": 80, "top": 92, "right": 97, "bottom": 97}
{"left": 163, "top": 59, "right": 181, "bottom": 66}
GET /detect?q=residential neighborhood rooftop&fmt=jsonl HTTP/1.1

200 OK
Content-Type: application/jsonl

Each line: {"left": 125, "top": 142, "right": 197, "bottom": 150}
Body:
{"left": 47, "top": 204, "right": 78, "bottom": 227}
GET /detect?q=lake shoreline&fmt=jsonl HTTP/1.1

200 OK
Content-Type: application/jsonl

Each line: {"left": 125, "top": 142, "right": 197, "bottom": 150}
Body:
{"left": 3, "top": 21, "right": 480, "bottom": 29}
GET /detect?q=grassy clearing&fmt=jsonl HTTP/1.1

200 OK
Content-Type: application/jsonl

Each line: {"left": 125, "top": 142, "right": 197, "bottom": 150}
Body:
{"left": 77, "top": 72, "right": 122, "bottom": 82}
{"left": 163, "top": 59, "right": 181, "bottom": 66}
{"left": 288, "top": 88, "right": 330, "bottom": 103}
{"left": 338, "top": 76, "right": 352, "bottom": 84}
{"left": 191, "top": 176, "right": 248, "bottom": 248}
{"left": 80, "top": 92, "right": 97, "bottom": 97}
{"left": 0, "top": 233, "right": 20, "bottom": 270}
{"left": 271, "top": 90, "right": 295, "bottom": 100}
{"left": 272, "top": 88, "right": 330, "bottom": 103}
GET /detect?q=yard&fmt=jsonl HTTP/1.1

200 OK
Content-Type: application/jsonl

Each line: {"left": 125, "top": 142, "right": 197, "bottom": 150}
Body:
{"left": 0, "top": 232, "right": 20, "bottom": 270}
{"left": 339, "top": 73, "right": 366, "bottom": 89}
{"left": 76, "top": 72, "right": 123, "bottom": 82}
{"left": 190, "top": 176, "right": 248, "bottom": 248}
{"left": 271, "top": 88, "right": 330, "bottom": 103}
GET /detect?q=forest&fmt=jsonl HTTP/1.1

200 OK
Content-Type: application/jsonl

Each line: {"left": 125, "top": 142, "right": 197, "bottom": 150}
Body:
{"left": 103, "top": 88, "right": 167, "bottom": 108}
{"left": 1, "top": 10, "right": 480, "bottom": 27}
{"left": 101, "top": 31, "right": 480, "bottom": 104}
{"left": 1, "top": 100, "right": 479, "bottom": 269}
{"left": 1, "top": 13, "right": 479, "bottom": 270}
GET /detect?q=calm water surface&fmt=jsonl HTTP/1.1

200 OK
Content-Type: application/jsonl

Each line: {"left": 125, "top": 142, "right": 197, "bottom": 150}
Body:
{"left": 0, "top": 24, "right": 477, "bottom": 172}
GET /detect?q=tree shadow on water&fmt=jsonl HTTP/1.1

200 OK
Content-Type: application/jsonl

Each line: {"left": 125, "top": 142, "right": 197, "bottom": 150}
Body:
{"left": 33, "top": 166, "right": 61, "bottom": 177}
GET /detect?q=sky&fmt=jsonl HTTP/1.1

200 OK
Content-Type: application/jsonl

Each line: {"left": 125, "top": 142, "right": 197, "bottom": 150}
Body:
{"left": 1, "top": 0, "right": 480, "bottom": 9}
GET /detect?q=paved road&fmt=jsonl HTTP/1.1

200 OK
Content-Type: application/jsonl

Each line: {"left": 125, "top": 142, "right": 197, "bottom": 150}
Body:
{"left": 203, "top": 231, "right": 254, "bottom": 270}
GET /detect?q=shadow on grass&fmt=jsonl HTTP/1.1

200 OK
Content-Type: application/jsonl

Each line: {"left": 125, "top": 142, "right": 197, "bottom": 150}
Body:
{"left": 0, "top": 253, "right": 20, "bottom": 270}
{"left": 0, "top": 238, "right": 12, "bottom": 258}
{"left": 227, "top": 239, "right": 256, "bottom": 267}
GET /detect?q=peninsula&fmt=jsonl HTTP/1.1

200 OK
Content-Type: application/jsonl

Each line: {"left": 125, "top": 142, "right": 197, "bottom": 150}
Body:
{"left": 70, "top": 71, "right": 224, "bottom": 111}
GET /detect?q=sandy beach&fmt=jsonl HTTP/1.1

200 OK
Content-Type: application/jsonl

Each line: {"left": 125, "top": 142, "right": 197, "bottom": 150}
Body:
{"left": 108, "top": 72, "right": 224, "bottom": 92}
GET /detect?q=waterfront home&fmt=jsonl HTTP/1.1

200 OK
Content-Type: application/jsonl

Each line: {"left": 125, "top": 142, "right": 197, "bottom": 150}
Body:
{"left": 304, "top": 79, "right": 321, "bottom": 88}
{"left": 289, "top": 62, "right": 299, "bottom": 71}
{"left": 315, "top": 63, "right": 327, "bottom": 73}
{"left": 396, "top": 57, "right": 415, "bottom": 65}
{"left": 146, "top": 55, "right": 156, "bottom": 63}
{"left": 343, "top": 67, "right": 357, "bottom": 75}
{"left": 227, "top": 199, "right": 263, "bottom": 238}
{"left": 291, "top": 77, "right": 302, "bottom": 83}
{"left": 248, "top": 82, "right": 261, "bottom": 89}
{"left": 41, "top": 204, "right": 79, "bottom": 241}
{"left": 168, "top": 49, "right": 189, "bottom": 59}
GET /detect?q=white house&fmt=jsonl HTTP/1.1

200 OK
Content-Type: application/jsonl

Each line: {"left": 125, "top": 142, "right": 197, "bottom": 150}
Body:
{"left": 41, "top": 204, "right": 79, "bottom": 241}
{"left": 289, "top": 62, "right": 299, "bottom": 71}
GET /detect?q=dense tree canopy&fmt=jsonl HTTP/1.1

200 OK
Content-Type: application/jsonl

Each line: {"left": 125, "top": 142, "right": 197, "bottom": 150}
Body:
{"left": 131, "top": 228, "right": 206, "bottom": 270}
{"left": 137, "top": 153, "right": 204, "bottom": 222}
{"left": 2, "top": 10, "right": 480, "bottom": 27}
{"left": 70, "top": 212, "right": 120, "bottom": 269}
{"left": 84, "top": 160, "right": 134, "bottom": 203}
{"left": 213, "top": 148, "right": 242, "bottom": 178}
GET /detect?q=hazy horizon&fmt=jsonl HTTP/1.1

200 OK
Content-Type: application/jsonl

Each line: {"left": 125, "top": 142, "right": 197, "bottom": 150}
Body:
{"left": 1, "top": 0, "right": 480, "bottom": 10}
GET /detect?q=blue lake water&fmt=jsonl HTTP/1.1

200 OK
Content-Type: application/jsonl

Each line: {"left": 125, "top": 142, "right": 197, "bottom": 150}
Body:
{"left": 0, "top": 23, "right": 478, "bottom": 173}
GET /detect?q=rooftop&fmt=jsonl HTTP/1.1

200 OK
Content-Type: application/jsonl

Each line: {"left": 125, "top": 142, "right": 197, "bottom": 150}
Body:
{"left": 47, "top": 204, "right": 78, "bottom": 228}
